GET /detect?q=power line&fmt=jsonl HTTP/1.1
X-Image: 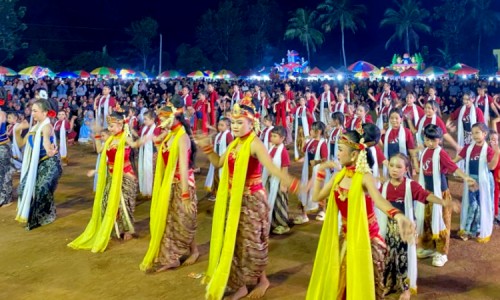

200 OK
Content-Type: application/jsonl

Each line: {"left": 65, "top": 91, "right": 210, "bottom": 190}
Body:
{"left": 24, "top": 23, "right": 122, "bottom": 32}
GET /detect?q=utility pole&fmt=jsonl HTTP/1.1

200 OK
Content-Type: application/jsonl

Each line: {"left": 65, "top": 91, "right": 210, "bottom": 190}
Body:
{"left": 159, "top": 34, "right": 163, "bottom": 76}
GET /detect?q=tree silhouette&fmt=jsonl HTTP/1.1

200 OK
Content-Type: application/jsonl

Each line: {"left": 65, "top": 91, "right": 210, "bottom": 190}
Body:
{"left": 468, "top": 0, "right": 500, "bottom": 68}
{"left": 380, "top": 0, "right": 431, "bottom": 53}
{"left": 125, "top": 17, "right": 158, "bottom": 71}
{"left": 284, "top": 8, "right": 324, "bottom": 64}
{"left": 317, "top": 0, "right": 366, "bottom": 67}
{"left": 0, "top": 0, "right": 27, "bottom": 63}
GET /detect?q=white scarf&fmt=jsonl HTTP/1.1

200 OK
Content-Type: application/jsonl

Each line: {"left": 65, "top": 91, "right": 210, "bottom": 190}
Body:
{"left": 128, "top": 116, "right": 137, "bottom": 130}
{"left": 261, "top": 97, "right": 268, "bottom": 118}
{"left": 93, "top": 152, "right": 101, "bottom": 192}
{"left": 138, "top": 124, "right": 156, "bottom": 196}
{"left": 11, "top": 123, "right": 23, "bottom": 170}
{"left": 418, "top": 147, "right": 447, "bottom": 237}
{"left": 204, "top": 130, "right": 230, "bottom": 190}
{"left": 383, "top": 126, "right": 407, "bottom": 177}
{"left": 460, "top": 143, "right": 493, "bottom": 240}
{"left": 334, "top": 101, "right": 345, "bottom": 114}
{"left": 327, "top": 127, "right": 342, "bottom": 162}
{"left": 294, "top": 107, "right": 310, "bottom": 160}
{"left": 260, "top": 126, "right": 274, "bottom": 150}
{"left": 231, "top": 91, "right": 240, "bottom": 108}
{"left": 55, "top": 119, "right": 68, "bottom": 159}
{"left": 262, "top": 144, "right": 284, "bottom": 224}
{"left": 403, "top": 104, "right": 420, "bottom": 127}
{"left": 320, "top": 91, "right": 331, "bottom": 123}
{"left": 416, "top": 115, "right": 436, "bottom": 149}
{"left": 457, "top": 105, "right": 476, "bottom": 149}
{"left": 477, "top": 95, "right": 490, "bottom": 124}
{"left": 376, "top": 105, "right": 392, "bottom": 130}
{"left": 346, "top": 90, "right": 351, "bottom": 103}
{"left": 350, "top": 115, "right": 366, "bottom": 130}
{"left": 17, "top": 118, "right": 51, "bottom": 222}
{"left": 300, "top": 139, "right": 327, "bottom": 211}
{"left": 369, "top": 146, "right": 380, "bottom": 188}
{"left": 377, "top": 178, "right": 418, "bottom": 292}
{"left": 97, "top": 95, "right": 111, "bottom": 128}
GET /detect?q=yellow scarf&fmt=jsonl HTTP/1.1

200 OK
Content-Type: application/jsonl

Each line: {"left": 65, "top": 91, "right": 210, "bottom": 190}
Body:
{"left": 204, "top": 132, "right": 255, "bottom": 300}
{"left": 140, "top": 125, "right": 186, "bottom": 271}
{"left": 68, "top": 131, "right": 127, "bottom": 253}
{"left": 306, "top": 167, "right": 375, "bottom": 300}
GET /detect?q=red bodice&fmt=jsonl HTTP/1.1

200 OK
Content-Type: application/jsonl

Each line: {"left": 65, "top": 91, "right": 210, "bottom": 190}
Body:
{"left": 106, "top": 143, "right": 134, "bottom": 175}
{"left": 227, "top": 143, "right": 263, "bottom": 192}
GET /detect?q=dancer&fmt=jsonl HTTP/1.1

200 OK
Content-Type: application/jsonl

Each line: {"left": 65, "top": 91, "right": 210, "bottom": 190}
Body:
{"left": 380, "top": 154, "right": 450, "bottom": 299}
{"left": 78, "top": 110, "right": 94, "bottom": 143}
{"left": 138, "top": 110, "right": 160, "bottom": 198}
{"left": 319, "top": 83, "right": 335, "bottom": 124}
{"left": 140, "top": 98, "right": 199, "bottom": 273}
{"left": 259, "top": 116, "right": 274, "bottom": 150}
{"left": 376, "top": 95, "right": 393, "bottom": 130}
{"left": 15, "top": 99, "right": 62, "bottom": 230}
{"left": 54, "top": 110, "right": 76, "bottom": 166}
{"left": 7, "top": 111, "right": 22, "bottom": 170}
{"left": 0, "top": 108, "right": 14, "bottom": 207}
{"left": 68, "top": 111, "right": 139, "bottom": 252}
{"left": 402, "top": 93, "right": 424, "bottom": 132}
{"left": 446, "top": 94, "right": 485, "bottom": 150}
{"left": 94, "top": 85, "right": 116, "bottom": 129}
{"left": 328, "top": 112, "right": 345, "bottom": 165}
{"left": 348, "top": 103, "right": 373, "bottom": 130}
{"left": 307, "top": 123, "right": 415, "bottom": 300}
{"left": 196, "top": 99, "right": 300, "bottom": 300}
{"left": 262, "top": 126, "right": 291, "bottom": 235}
{"left": 204, "top": 117, "right": 233, "bottom": 201}
{"left": 296, "top": 121, "right": 329, "bottom": 224}
{"left": 489, "top": 130, "right": 500, "bottom": 223}
{"left": 417, "top": 124, "right": 475, "bottom": 267}
{"left": 293, "top": 96, "right": 313, "bottom": 160}
{"left": 454, "top": 123, "right": 499, "bottom": 242}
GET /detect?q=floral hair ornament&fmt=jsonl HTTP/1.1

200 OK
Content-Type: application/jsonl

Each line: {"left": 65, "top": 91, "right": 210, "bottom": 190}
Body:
{"left": 47, "top": 110, "right": 57, "bottom": 118}
{"left": 106, "top": 114, "right": 125, "bottom": 125}
{"left": 232, "top": 97, "right": 260, "bottom": 133}
{"left": 0, "top": 99, "right": 4, "bottom": 106}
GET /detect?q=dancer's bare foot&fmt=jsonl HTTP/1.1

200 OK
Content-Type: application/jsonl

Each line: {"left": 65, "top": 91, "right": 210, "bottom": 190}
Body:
{"left": 183, "top": 250, "right": 199, "bottom": 266}
{"left": 123, "top": 233, "right": 133, "bottom": 241}
{"left": 224, "top": 285, "right": 248, "bottom": 300}
{"left": 154, "top": 261, "right": 180, "bottom": 273}
{"left": 247, "top": 273, "right": 270, "bottom": 299}
{"left": 399, "top": 290, "right": 411, "bottom": 300}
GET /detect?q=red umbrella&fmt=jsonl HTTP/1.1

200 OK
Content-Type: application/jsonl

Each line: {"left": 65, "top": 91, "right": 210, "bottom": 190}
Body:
{"left": 454, "top": 66, "right": 479, "bottom": 76}
{"left": 400, "top": 67, "right": 420, "bottom": 77}
{"left": 308, "top": 67, "right": 323, "bottom": 76}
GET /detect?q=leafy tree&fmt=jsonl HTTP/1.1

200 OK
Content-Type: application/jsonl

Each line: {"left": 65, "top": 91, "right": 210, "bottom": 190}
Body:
{"left": 467, "top": 0, "right": 500, "bottom": 68}
{"left": 380, "top": 0, "right": 431, "bottom": 53}
{"left": 65, "top": 51, "right": 117, "bottom": 71}
{"left": 284, "top": 8, "right": 324, "bottom": 64}
{"left": 19, "top": 49, "right": 62, "bottom": 71}
{"left": 317, "top": 0, "right": 366, "bottom": 67}
{"left": 0, "top": 0, "right": 27, "bottom": 63}
{"left": 197, "top": 0, "right": 247, "bottom": 71}
{"left": 175, "top": 44, "right": 212, "bottom": 72}
{"left": 125, "top": 17, "right": 158, "bottom": 71}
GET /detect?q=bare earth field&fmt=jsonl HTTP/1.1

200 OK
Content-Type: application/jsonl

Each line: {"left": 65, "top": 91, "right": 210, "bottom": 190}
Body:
{"left": 1, "top": 144, "right": 500, "bottom": 300}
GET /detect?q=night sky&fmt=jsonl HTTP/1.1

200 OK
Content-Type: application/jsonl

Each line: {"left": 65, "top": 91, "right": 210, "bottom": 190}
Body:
{"left": 17, "top": 0, "right": 500, "bottom": 69}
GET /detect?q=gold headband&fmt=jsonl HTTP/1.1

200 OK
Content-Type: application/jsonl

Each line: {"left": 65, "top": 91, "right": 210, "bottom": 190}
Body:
{"left": 106, "top": 115, "right": 124, "bottom": 124}
{"left": 338, "top": 135, "right": 375, "bottom": 150}
{"left": 231, "top": 103, "right": 255, "bottom": 121}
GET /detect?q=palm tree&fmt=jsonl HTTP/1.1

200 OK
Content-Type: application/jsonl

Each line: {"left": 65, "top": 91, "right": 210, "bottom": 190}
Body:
{"left": 468, "top": 0, "right": 500, "bottom": 68}
{"left": 284, "top": 8, "right": 324, "bottom": 64}
{"left": 317, "top": 0, "right": 367, "bottom": 67}
{"left": 380, "top": 0, "right": 431, "bottom": 54}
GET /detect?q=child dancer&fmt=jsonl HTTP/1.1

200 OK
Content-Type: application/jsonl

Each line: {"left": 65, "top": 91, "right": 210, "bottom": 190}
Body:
{"left": 296, "top": 121, "right": 329, "bottom": 224}
{"left": 263, "top": 126, "right": 291, "bottom": 234}
{"left": 0, "top": 108, "right": 14, "bottom": 207}
{"left": 454, "top": 123, "right": 499, "bottom": 242}
{"left": 204, "top": 117, "right": 233, "bottom": 201}
{"left": 138, "top": 110, "right": 161, "bottom": 198}
{"left": 91, "top": 129, "right": 110, "bottom": 192}
{"left": 328, "top": 112, "right": 345, "bottom": 164}
{"left": 379, "top": 154, "right": 450, "bottom": 299}
{"left": 417, "top": 124, "right": 475, "bottom": 267}
{"left": 7, "top": 111, "right": 22, "bottom": 170}
{"left": 376, "top": 95, "right": 393, "bottom": 130}
{"left": 489, "top": 130, "right": 500, "bottom": 224}
{"left": 348, "top": 103, "right": 373, "bottom": 130}
{"left": 382, "top": 108, "right": 418, "bottom": 177}
{"left": 446, "top": 94, "right": 485, "bottom": 152}
{"left": 293, "top": 96, "right": 313, "bottom": 160}
{"left": 402, "top": 93, "right": 424, "bottom": 132}
{"left": 259, "top": 116, "right": 274, "bottom": 150}
{"left": 54, "top": 110, "right": 76, "bottom": 166}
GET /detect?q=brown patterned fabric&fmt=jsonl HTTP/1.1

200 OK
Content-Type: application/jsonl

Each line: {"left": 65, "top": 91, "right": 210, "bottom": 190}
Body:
{"left": 157, "top": 183, "right": 197, "bottom": 265}
{"left": 297, "top": 126, "right": 305, "bottom": 158}
{"left": 228, "top": 189, "right": 270, "bottom": 290}
{"left": 0, "top": 143, "right": 13, "bottom": 206}
{"left": 419, "top": 190, "right": 452, "bottom": 255}
{"left": 338, "top": 237, "right": 387, "bottom": 300}
{"left": 102, "top": 174, "right": 137, "bottom": 235}
{"left": 383, "top": 219, "right": 410, "bottom": 295}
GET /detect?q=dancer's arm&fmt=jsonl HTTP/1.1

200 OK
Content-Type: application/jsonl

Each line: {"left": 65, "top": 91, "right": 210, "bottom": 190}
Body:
{"left": 253, "top": 139, "right": 297, "bottom": 189}
{"left": 15, "top": 119, "right": 30, "bottom": 148}
{"left": 312, "top": 161, "right": 336, "bottom": 202}
{"left": 42, "top": 124, "right": 57, "bottom": 157}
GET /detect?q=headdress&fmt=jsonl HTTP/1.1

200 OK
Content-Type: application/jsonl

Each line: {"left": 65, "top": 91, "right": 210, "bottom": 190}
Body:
{"left": 232, "top": 96, "right": 260, "bottom": 133}
{"left": 338, "top": 123, "right": 374, "bottom": 174}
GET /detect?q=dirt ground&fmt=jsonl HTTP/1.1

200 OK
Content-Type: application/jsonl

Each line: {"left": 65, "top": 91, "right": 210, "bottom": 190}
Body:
{"left": 1, "top": 144, "right": 500, "bottom": 300}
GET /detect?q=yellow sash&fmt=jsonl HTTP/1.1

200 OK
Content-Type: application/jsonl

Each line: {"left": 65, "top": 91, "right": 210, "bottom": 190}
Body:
{"left": 306, "top": 167, "right": 375, "bottom": 300}
{"left": 68, "top": 131, "right": 127, "bottom": 252}
{"left": 204, "top": 132, "right": 255, "bottom": 300}
{"left": 140, "top": 126, "right": 186, "bottom": 271}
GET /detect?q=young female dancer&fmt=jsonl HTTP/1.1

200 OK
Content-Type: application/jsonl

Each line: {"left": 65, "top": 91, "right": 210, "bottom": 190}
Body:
{"left": 138, "top": 110, "right": 160, "bottom": 198}
{"left": 196, "top": 99, "right": 301, "bottom": 300}
{"left": 0, "top": 108, "right": 14, "bottom": 207}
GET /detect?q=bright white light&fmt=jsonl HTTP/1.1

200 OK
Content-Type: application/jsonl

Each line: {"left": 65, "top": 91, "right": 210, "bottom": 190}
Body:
{"left": 429, "top": 75, "right": 435, "bottom": 80}
{"left": 462, "top": 75, "right": 467, "bottom": 80}
{"left": 161, "top": 77, "right": 166, "bottom": 80}
{"left": 383, "top": 76, "right": 389, "bottom": 81}
{"left": 405, "top": 77, "right": 412, "bottom": 82}
{"left": 488, "top": 76, "right": 494, "bottom": 81}
{"left": 336, "top": 74, "right": 343, "bottom": 81}
{"left": 262, "top": 75, "right": 270, "bottom": 81}
{"left": 324, "top": 75, "right": 331, "bottom": 80}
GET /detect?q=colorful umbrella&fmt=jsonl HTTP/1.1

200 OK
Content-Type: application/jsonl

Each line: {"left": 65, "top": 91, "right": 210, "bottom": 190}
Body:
{"left": 354, "top": 71, "right": 370, "bottom": 78}
{"left": 0, "top": 66, "right": 17, "bottom": 76}
{"left": 381, "top": 69, "right": 400, "bottom": 77}
{"left": 448, "top": 63, "right": 479, "bottom": 75}
{"left": 422, "top": 66, "right": 446, "bottom": 76}
{"left": 308, "top": 67, "right": 323, "bottom": 76}
{"left": 74, "top": 70, "right": 91, "bottom": 78}
{"left": 348, "top": 61, "right": 377, "bottom": 72}
{"left": 56, "top": 71, "right": 79, "bottom": 79}
{"left": 135, "top": 72, "right": 149, "bottom": 79}
{"left": 400, "top": 67, "right": 420, "bottom": 77}
{"left": 159, "top": 70, "right": 183, "bottom": 78}
{"left": 187, "top": 70, "right": 207, "bottom": 78}
{"left": 217, "top": 69, "right": 236, "bottom": 78}
{"left": 90, "top": 67, "right": 117, "bottom": 76}
{"left": 204, "top": 70, "right": 215, "bottom": 78}
{"left": 119, "top": 69, "right": 135, "bottom": 76}
{"left": 18, "top": 66, "right": 55, "bottom": 78}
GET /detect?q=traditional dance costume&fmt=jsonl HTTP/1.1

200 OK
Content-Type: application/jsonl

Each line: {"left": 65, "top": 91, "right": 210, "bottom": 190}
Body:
{"left": 0, "top": 120, "right": 14, "bottom": 206}
{"left": 204, "top": 129, "right": 233, "bottom": 193}
{"left": 54, "top": 118, "right": 70, "bottom": 165}
{"left": 293, "top": 105, "right": 312, "bottom": 160}
{"left": 138, "top": 123, "right": 160, "bottom": 197}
